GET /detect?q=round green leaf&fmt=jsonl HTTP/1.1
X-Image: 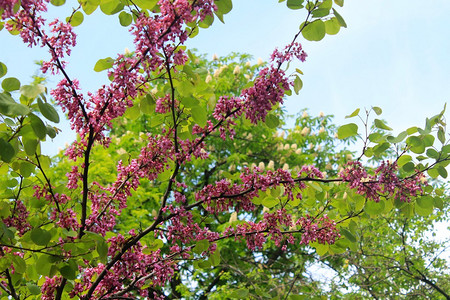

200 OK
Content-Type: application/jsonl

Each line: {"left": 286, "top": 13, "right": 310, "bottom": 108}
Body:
{"left": 0, "top": 138, "right": 15, "bottom": 163}
{"left": 397, "top": 155, "right": 412, "bottom": 167}
{"left": 94, "top": 57, "right": 114, "bottom": 72}
{"left": 416, "top": 196, "right": 434, "bottom": 209}
{"left": 191, "top": 106, "right": 207, "bottom": 127}
{"left": 37, "top": 98, "right": 60, "bottom": 123}
{"left": 118, "top": 11, "right": 132, "bottom": 26}
{"left": 0, "top": 62, "right": 7, "bottom": 78}
{"left": 132, "top": 0, "right": 157, "bottom": 9}
{"left": 19, "top": 161, "right": 35, "bottom": 177}
{"left": 302, "top": 20, "right": 326, "bottom": 41}
{"left": 29, "top": 113, "right": 47, "bottom": 140}
{"left": 81, "top": 0, "right": 100, "bottom": 15}
{"left": 265, "top": 114, "right": 279, "bottom": 129}
{"left": 325, "top": 17, "right": 340, "bottom": 35}
{"left": 100, "top": 0, "right": 124, "bottom": 15}
{"left": 46, "top": 125, "right": 57, "bottom": 138}
{"left": 0, "top": 93, "right": 30, "bottom": 116}
{"left": 59, "top": 264, "right": 77, "bottom": 280}
{"left": 415, "top": 202, "right": 433, "bottom": 216}
{"left": 2, "top": 77, "right": 20, "bottom": 92}
{"left": 24, "top": 138, "right": 39, "bottom": 156}
{"left": 287, "top": 0, "right": 304, "bottom": 9}
{"left": 337, "top": 123, "right": 358, "bottom": 139}
{"left": 68, "top": 11, "right": 84, "bottom": 27}
{"left": 30, "top": 228, "right": 51, "bottom": 246}
{"left": 20, "top": 84, "right": 45, "bottom": 99}
{"left": 365, "top": 200, "right": 385, "bottom": 216}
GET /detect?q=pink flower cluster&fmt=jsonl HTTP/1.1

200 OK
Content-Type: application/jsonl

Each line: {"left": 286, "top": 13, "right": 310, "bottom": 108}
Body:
{"left": 222, "top": 209, "right": 296, "bottom": 251}
{"left": 339, "top": 160, "right": 425, "bottom": 202}
{"left": 41, "top": 276, "right": 62, "bottom": 300}
{"left": 271, "top": 42, "right": 308, "bottom": 65}
{"left": 2, "top": 200, "right": 31, "bottom": 236}
{"left": 241, "top": 66, "right": 290, "bottom": 124}
{"left": 71, "top": 237, "right": 175, "bottom": 298}
{"left": 297, "top": 215, "right": 340, "bottom": 245}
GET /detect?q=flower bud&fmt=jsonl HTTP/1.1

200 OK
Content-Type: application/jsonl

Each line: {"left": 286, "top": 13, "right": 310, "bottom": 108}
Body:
{"left": 284, "top": 144, "right": 290, "bottom": 150}
{"left": 302, "top": 111, "right": 308, "bottom": 118}
{"left": 291, "top": 143, "right": 297, "bottom": 150}
{"left": 233, "top": 65, "right": 241, "bottom": 75}
{"left": 258, "top": 162, "right": 265, "bottom": 171}
{"left": 301, "top": 127, "right": 310, "bottom": 136}
{"left": 205, "top": 74, "right": 212, "bottom": 83}
{"left": 295, "top": 148, "right": 302, "bottom": 155}
{"left": 257, "top": 58, "right": 263, "bottom": 65}
{"left": 244, "top": 74, "right": 250, "bottom": 80}
{"left": 212, "top": 53, "right": 218, "bottom": 61}
{"left": 319, "top": 126, "right": 325, "bottom": 134}
{"left": 282, "top": 163, "right": 289, "bottom": 170}
{"left": 267, "top": 160, "right": 274, "bottom": 170}
{"left": 213, "top": 69, "right": 221, "bottom": 78}
{"left": 319, "top": 111, "right": 324, "bottom": 117}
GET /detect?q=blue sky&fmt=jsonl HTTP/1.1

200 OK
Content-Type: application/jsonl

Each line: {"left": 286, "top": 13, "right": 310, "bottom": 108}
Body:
{"left": 1, "top": 0, "right": 450, "bottom": 154}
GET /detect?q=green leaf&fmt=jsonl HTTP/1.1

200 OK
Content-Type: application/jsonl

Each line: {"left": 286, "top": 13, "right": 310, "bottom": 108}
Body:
{"left": 397, "top": 155, "right": 411, "bottom": 167}
{"left": 332, "top": 8, "right": 347, "bottom": 28}
{"left": 38, "top": 98, "right": 60, "bottom": 123}
{"left": 191, "top": 106, "right": 207, "bottom": 127}
{"left": 209, "top": 249, "right": 220, "bottom": 266}
{"left": 59, "top": 264, "right": 77, "bottom": 280}
{"left": 293, "top": 75, "right": 303, "bottom": 94}
{"left": 416, "top": 196, "right": 434, "bottom": 209}
{"left": 100, "top": 0, "right": 123, "bottom": 15}
{"left": 0, "top": 93, "right": 30, "bottom": 116}
{"left": 27, "top": 284, "right": 41, "bottom": 295}
{"left": 19, "top": 161, "right": 35, "bottom": 177}
{"left": 50, "top": 0, "right": 65, "bottom": 5}
{"left": 193, "top": 239, "right": 209, "bottom": 254}
{"left": 337, "top": 123, "right": 358, "bottom": 139}
{"left": 426, "top": 148, "right": 439, "bottom": 159}
{"left": 345, "top": 108, "right": 359, "bottom": 118}
{"left": 286, "top": 0, "right": 304, "bottom": 9}
{"left": 46, "top": 125, "right": 57, "bottom": 138}
{"left": 67, "top": 11, "right": 84, "bottom": 26}
{"left": 407, "top": 136, "right": 425, "bottom": 154}
{"left": 334, "top": 0, "right": 344, "bottom": 7}
{"left": 265, "top": 114, "right": 279, "bottom": 129}
{"left": 387, "top": 131, "right": 407, "bottom": 143}
{"left": 140, "top": 94, "right": 155, "bottom": 114}
{"left": 365, "top": 200, "right": 385, "bottom": 216}
{"left": 118, "top": 11, "right": 132, "bottom": 26}
{"left": 262, "top": 196, "right": 278, "bottom": 208}
{"left": 402, "top": 162, "right": 415, "bottom": 172}
{"left": 0, "top": 62, "right": 7, "bottom": 78}
{"left": 0, "top": 138, "right": 15, "bottom": 163}
{"left": 30, "top": 228, "right": 51, "bottom": 246}
{"left": 2, "top": 77, "right": 20, "bottom": 92}
{"left": 341, "top": 228, "right": 356, "bottom": 243}
{"left": 427, "top": 167, "right": 439, "bottom": 178}
{"left": 437, "top": 126, "right": 445, "bottom": 144}
{"left": 29, "top": 113, "right": 47, "bottom": 140}
{"left": 302, "top": 20, "right": 326, "bottom": 41}
{"left": 35, "top": 255, "right": 52, "bottom": 276}
{"left": 437, "top": 165, "right": 448, "bottom": 178}
{"left": 372, "top": 106, "right": 382, "bottom": 115}
{"left": 146, "top": 239, "right": 164, "bottom": 251}
{"left": 230, "top": 288, "right": 249, "bottom": 299}
{"left": 132, "top": 0, "right": 158, "bottom": 9}
{"left": 81, "top": 0, "right": 100, "bottom": 14}
{"left": 20, "top": 84, "right": 45, "bottom": 99}
{"left": 374, "top": 119, "right": 392, "bottom": 131}
{"left": 97, "top": 240, "right": 108, "bottom": 263}
{"left": 415, "top": 202, "right": 433, "bottom": 216}
{"left": 312, "top": 8, "right": 330, "bottom": 18}
{"left": 94, "top": 57, "right": 114, "bottom": 72}
{"left": 325, "top": 17, "right": 340, "bottom": 35}
{"left": 215, "top": 0, "right": 233, "bottom": 14}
